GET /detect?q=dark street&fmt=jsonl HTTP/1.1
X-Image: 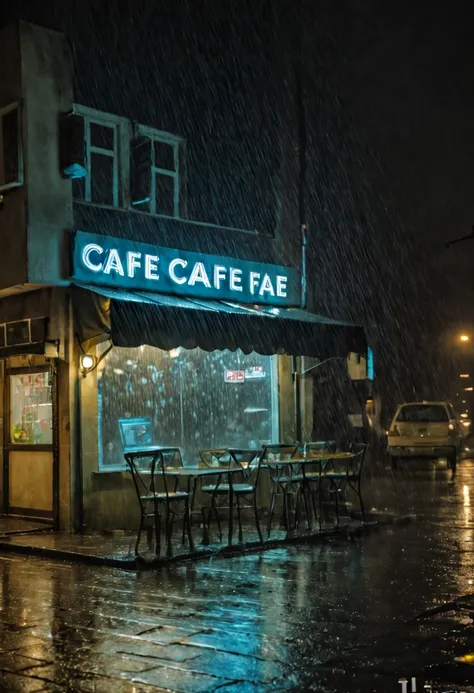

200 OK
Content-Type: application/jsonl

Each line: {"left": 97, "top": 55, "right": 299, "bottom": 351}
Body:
{"left": 1, "top": 461, "right": 474, "bottom": 692}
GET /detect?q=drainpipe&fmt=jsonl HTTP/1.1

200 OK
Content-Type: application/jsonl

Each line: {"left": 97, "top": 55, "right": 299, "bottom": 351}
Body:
{"left": 293, "top": 4, "right": 307, "bottom": 442}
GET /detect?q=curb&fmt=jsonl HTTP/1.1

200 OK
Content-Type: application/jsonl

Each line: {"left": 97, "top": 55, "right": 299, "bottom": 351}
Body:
{"left": 0, "top": 513, "right": 416, "bottom": 571}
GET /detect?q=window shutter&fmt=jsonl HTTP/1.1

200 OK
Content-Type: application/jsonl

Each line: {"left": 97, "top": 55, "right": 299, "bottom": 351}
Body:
{"left": 59, "top": 113, "right": 86, "bottom": 179}
{"left": 130, "top": 135, "right": 152, "bottom": 206}
{"left": 0, "top": 102, "right": 23, "bottom": 191}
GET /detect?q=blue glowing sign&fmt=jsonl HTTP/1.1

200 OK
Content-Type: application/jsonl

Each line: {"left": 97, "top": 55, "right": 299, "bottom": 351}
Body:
{"left": 71, "top": 231, "right": 300, "bottom": 306}
{"left": 367, "top": 347, "right": 374, "bottom": 381}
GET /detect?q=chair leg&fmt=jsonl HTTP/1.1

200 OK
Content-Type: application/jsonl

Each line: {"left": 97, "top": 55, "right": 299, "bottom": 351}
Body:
{"left": 181, "top": 511, "right": 186, "bottom": 545}
{"left": 253, "top": 492, "right": 263, "bottom": 543}
{"left": 236, "top": 495, "right": 243, "bottom": 544}
{"left": 301, "top": 486, "right": 311, "bottom": 530}
{"left": 166, "top": 510, "right": 174, "bottom": 558}
{"left": 190, "top": 478, "right": 198, "bottom": 525}
{"left": 135, "top": 513, "right": 144, "bottom": 556}
{"left": 202, "top": 507, "right": 209, "bottom": 545}
{"left": 155, "top": 510, "right": 161, "bottom": 557}
{"left": 333, "top": 482, "right": 340, "bottom": 528}
{"left": 185, "top": 502, "right": 195, "bottom": 551}
{"left": 358, "top": 476, "right": 365, "bottom": 522}
{"left": 283, "top": 490, "right": 291, "bottom": 534}
{"left": 294, "top": 488, "right": 301, "bottom": 529}
{"left": 213, "top": 499, "right": 222, "bottom": 543}
{"left": 318, "top": 483, "right": 323, "bottom": 531}
{"left": 267, "top": 490, "right": 276, "bottom": 538}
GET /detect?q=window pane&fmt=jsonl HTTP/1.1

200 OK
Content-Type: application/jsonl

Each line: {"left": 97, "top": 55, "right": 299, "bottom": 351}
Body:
{"left": 2, "top": 108, "right": 19, "bottom": 185}
{"left": 6, "top": 321, "right": 30, "bottom": 346}
{"left": 90, "top": 152, "right": 115, "bottom": 205}
{"left": 90, "top": 122, "right": 115, "bottom": 150}
{"left": 155, "top": 173, "right": 175, "bottom": 216}
{"left": 10, "top": 372, "right": 53, "bottom": 445}
{"left": 154, "top": 140, "right": 175, "bottom": 170}
{"left": 396, "top": 405, "right": 448, "bottom": 422}
{"left": 98, "top": 347, "right": 277, "bottom": 470}
{"left": 72, "top": 177, "right": 85, "bottom": 200}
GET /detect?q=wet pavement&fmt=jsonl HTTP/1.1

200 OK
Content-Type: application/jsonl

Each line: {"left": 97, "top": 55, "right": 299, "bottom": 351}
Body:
{"left": 2, "top": 460, "right": 474, "bottom": 691}
{"left": 0, "top": 518, "right": 51, "bottom": 537}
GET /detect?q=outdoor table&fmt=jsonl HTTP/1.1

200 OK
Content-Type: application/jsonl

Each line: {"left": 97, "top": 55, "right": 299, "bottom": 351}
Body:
{"left": 262, "top": 452, "right": 355, "bottom": 531}
{"left": 163, "top": 465, "right": 246, "bottom": 546}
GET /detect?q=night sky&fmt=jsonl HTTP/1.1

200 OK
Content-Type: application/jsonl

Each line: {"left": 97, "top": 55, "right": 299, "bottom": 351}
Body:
{"left": 2, "top": 0, "right": 474, "bottom": 404}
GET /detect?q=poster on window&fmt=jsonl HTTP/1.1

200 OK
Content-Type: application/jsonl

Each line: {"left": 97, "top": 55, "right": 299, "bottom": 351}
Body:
{"left": 244, "top": 366, "right": 266, "bottom": 380}
{"left": 224, "top": 370, "right": 245, "bottom": 383}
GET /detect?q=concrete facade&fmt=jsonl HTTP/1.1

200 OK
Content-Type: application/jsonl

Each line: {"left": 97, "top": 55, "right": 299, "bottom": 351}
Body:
{"left": 0, "top": 21, "right": 317, "bottom": 532}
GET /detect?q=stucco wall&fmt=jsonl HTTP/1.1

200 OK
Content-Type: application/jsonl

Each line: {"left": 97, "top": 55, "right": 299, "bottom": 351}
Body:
{"left": 18, "top": 22, "right": 74, "bottom": 285}
{"left": 0, "top": 23, "right": 27, "bottom": 291}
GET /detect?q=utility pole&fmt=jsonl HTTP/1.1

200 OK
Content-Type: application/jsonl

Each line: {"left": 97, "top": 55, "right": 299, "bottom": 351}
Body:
{"left": 293, "top": 1, "right": 307, "bottom": 442}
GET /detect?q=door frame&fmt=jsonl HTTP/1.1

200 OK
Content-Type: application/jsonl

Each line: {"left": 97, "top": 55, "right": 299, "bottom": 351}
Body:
{"left": 3, "top": 363, "right": 59, "bottom": 527}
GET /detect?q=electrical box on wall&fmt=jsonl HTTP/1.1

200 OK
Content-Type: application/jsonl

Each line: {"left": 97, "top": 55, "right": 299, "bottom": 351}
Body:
{"left": 347, "top": 347, "right": 374, "bottom": 381}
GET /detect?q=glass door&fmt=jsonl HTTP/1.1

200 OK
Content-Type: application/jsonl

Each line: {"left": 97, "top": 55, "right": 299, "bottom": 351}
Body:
{"left": 4, "top": 366, "right": 57, "bottom": 522}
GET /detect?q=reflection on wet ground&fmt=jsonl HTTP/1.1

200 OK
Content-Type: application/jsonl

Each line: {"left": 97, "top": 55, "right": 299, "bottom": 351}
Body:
{"left": 1, "top": 460, "right": 474, "bottom": 691}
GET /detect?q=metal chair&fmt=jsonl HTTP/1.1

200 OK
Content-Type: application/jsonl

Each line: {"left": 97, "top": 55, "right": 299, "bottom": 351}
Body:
{"left": 125, "top": 448, "right": 194, "bottom": 558}
{"left": 294, "top": 441, "right": 338, "bottom": 529}
{"left": 199, "top": 448, "right": 263, "bottom": 544}
{"left": 321, "top": 443, "right": 368, "bottom": 526}
{"left": 262, "top": 443, "right": 303, "bottom": 536}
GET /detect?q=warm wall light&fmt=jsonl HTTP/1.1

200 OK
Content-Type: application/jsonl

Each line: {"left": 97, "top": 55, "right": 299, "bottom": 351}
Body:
{"left": 80, "top": 354, "right": 96, "bottom": 372}
{"left": 461, "top": 374, "right": 470, "bottom": 378}
{"left": 466, "top": 387, "right": 474, "bottom": 392}
{"left": 461, "top": 335, "right": 470, "bottom": 342}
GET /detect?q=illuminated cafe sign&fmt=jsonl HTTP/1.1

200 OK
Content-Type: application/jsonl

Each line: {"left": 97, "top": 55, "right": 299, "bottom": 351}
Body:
{"left": 71, "top": 231, "right": 300, "bottom": 306}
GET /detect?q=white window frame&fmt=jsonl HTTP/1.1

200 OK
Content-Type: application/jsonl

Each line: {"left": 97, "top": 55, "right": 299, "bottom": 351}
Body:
{"left": 0, "top": 101, "right": 24, "bottom": 192}
{"left": 136, "top": 124, "right": 183, "bottom": 218}
{"left": 73, "top": 105, "right": 128, "bottom": 208}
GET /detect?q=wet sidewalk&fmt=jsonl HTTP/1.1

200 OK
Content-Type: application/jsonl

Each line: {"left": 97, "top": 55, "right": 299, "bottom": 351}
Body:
{"left": 0, "top": 516, "right": 52, "bottom": 537}
{"left": 0, "top": 507, "right": 407, "bottom": 570}
{"left": 0, "top": 460, "right": 473, "bottom": 691}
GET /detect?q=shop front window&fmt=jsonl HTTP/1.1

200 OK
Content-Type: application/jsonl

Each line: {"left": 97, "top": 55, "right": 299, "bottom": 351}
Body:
{"left": 97, "top": 347, "right": 278, "bottom": 470}
{"left": 10, "top": 371, "right": 53, "bottom": 445}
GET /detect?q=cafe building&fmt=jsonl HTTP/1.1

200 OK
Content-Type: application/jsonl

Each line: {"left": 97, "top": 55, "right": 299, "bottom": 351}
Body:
{"left": 0, "top": 22, "right": 367, "bottom": 533}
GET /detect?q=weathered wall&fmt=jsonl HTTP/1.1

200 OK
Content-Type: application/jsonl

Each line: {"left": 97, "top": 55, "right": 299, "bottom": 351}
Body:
{"left": 19, "top": 22, "right": 74, "bottom": 285}
{"left": 0, "top": 22, "right": 27, "bottom": 291}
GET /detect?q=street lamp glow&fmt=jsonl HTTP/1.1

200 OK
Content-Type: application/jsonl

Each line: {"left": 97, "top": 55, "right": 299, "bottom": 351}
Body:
{"left": 461, "top": 334, "right": 470, "bottom": 342}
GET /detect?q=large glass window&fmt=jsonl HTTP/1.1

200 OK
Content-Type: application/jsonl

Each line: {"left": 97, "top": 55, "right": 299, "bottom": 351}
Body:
{"left": 10, "top": 371, "right": 53, "bottom": 445}
{"left": 97, "top": 346, "right": 278, "bottom": 470}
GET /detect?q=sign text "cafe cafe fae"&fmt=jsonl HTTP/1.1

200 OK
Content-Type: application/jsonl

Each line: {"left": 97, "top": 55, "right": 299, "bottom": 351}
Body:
{"left": 71, "top": 231, "right": 300, "bottom": 306}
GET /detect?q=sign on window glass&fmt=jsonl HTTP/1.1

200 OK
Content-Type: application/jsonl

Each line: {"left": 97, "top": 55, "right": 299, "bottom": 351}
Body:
{"left": 10, "top": 372, "right": 53, "bottom": 445}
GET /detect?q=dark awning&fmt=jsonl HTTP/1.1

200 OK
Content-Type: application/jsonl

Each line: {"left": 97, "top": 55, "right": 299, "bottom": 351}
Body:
{"left": 72, "top": 285, "right": 367, "bottom": 359}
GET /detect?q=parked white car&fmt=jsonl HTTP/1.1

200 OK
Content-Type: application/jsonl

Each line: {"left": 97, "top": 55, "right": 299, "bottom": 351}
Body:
{"left": 387, "top": 401, "right": 462, "bottom": 470}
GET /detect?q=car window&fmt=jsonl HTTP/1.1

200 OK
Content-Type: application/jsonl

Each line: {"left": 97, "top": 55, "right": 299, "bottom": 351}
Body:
{"left": 396, "top": 405, "right": 448, "bottom": 423}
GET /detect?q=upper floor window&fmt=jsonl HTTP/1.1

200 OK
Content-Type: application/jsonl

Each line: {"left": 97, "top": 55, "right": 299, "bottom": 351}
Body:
{"left": 131, "top": 126, "right": 183, "bottom": 218}
{"left": 72, "top": 107, "right": 126, "bottom": 208}
{"left": 0, "top": 102, "right": 23, "bottom": 192}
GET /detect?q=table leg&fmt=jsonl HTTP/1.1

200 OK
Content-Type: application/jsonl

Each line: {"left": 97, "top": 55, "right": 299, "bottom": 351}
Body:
{"left": 228, "top": 474, "right": 234, "bottom": 546}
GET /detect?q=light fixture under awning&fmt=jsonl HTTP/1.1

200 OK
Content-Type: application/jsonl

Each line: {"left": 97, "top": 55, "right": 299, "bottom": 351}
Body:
{"left": 72, "top": 284, "right": 367, "bottom": 359}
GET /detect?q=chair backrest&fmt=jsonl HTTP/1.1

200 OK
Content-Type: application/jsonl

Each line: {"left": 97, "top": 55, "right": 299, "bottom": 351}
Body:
{"left": 261, "top": 444, "right": 299, "bottom": 481}
{"left": 297, "top": 441, "right": 337, "bottom": 455}
{"left": 200, "top": 449, "right": 229, "bottom": 467}
{"left": 118, "top": 417, "right": 153, "bottom": 451}
{"left": 348, "top": 442, "right": 368, "bottom": 476}
{"left": 228, "top": 449, "right": 262, "bottom": 485}
{"left": 159, "top": 447, "right": 183, "bottom": 469}
{"left": 262, "top": 444, "right": 298, "bottom": 462}
{"left": 124, "top": 448, "right": 164, "bottom": 508}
